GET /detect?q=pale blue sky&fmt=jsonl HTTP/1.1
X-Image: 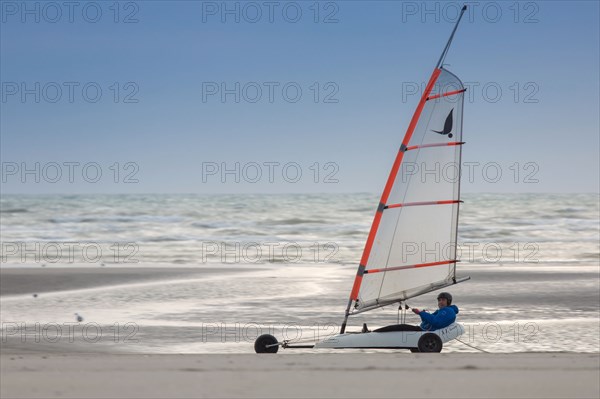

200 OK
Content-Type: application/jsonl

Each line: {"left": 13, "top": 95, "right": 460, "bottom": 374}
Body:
{"left": 1, "top": 1, "right": 599, "bottom": 194}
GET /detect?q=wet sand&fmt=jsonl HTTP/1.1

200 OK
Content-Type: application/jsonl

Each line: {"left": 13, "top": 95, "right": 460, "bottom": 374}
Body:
{"left": 0, "top": 265, "right": 252, "bottom": 296}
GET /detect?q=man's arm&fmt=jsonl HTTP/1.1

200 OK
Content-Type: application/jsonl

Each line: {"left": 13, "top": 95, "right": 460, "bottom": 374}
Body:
{"left": 418, "top": 309, "right": 452, "bottom": 329}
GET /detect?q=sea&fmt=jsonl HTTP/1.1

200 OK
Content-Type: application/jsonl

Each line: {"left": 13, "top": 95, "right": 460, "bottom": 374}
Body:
{"left": 1, "top": 193, "right": 599, "bottom": 353}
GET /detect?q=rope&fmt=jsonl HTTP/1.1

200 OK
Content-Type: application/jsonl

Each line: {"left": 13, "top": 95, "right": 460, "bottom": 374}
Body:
{"left": 397, "top": 302, "right": 410, "bottom": 324}
{"left": 454, "top": 337, "right": 490, "bottom": 353}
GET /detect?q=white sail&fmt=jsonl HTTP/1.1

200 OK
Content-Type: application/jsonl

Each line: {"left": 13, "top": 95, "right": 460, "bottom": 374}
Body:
{"left": 353, "top": 68, "right": 465, "bottom": 312}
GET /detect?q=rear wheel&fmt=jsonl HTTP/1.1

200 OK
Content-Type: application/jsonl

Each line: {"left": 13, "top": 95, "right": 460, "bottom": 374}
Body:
{"left": 410, "top": 348, "right": 420, "bottom": 353}
{"left": 254, "top": 334, "right": 279, "bottom": 354}
{"left": 417, "top": 333, "right": 443, "bottom": 353}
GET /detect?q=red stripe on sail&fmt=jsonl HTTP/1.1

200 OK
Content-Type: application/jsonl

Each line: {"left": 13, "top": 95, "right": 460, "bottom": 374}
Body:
{"left": 405, "top": 142, "right": 464, "bottom": 151}
{"left": 386, "top": 200, "right": 461, "bottom": 209}
{"left": 365, "top": 260, "right": 458, "bottom": 274}
{"left": 350, "top": 68, "right": 442, "bottom": 301}
{"left": 426, "top": 88, "right": 466, "bottom": 101}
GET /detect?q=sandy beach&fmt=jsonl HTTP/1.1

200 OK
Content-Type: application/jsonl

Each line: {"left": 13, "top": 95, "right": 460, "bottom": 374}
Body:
{"left": 1, "top": 352, "right": 598, "bottom": 398}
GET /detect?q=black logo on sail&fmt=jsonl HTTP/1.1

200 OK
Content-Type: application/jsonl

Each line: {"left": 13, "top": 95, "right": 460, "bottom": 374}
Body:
{"left": 432, "top": 109, "right": 454, "bottom": 138}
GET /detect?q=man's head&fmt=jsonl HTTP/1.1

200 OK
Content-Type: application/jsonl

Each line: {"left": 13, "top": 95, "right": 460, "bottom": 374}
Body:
{"left": 437, "top": 292, "right": 452, "bottom": 309}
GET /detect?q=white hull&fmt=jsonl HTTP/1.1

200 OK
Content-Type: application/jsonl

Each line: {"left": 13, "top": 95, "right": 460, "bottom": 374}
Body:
{"left": 314, "top": 323, "right": 464, "bottom": 350}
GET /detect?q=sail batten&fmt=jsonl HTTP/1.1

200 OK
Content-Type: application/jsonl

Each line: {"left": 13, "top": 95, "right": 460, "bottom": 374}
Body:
{"left": 364, "top": 260, "right": 458, "bottom": 275}
{"left": 405, "top": 142, "right": 464, "bottom": 151}
{"left": 427, "top": 88, "right": 467, "bottom": 101}
{"left": 385, "top": 200, "right": 461, "bottom": 209}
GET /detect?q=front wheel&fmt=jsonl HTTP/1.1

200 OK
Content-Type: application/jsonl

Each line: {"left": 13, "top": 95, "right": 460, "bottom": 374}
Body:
{"left": 417, "top": 333, "right": 443, "bottom": 353}
{"left": 254, "top": 334, "right": 279, "bottom": 354}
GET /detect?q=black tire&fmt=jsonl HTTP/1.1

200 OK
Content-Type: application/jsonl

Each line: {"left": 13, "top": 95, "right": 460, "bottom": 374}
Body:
{"left": 254, "top": 334, "right": 279, "bottom": 354}
{"left": 417, "top": 333, "right": 443, "bottom": 353}
{"left": 410, "top": 348, "right": 420, "bottom": 353}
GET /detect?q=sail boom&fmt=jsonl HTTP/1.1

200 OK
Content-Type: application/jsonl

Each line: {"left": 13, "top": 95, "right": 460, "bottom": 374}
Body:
{"left": 350, "top": 276, "right": 470, "bottom": 315}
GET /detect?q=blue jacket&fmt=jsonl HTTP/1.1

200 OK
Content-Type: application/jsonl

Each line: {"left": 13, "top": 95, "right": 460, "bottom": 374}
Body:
{"left": 419, "top": 305, "right": 459, "bottom": 331}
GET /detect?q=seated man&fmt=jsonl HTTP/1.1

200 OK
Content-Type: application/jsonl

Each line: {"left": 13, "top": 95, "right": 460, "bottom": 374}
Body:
{"left": 372, "top": 292, "right": 459, "bottom": 332}
{"left": 413, "top": 292, "right": 458, "bottom": 331}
